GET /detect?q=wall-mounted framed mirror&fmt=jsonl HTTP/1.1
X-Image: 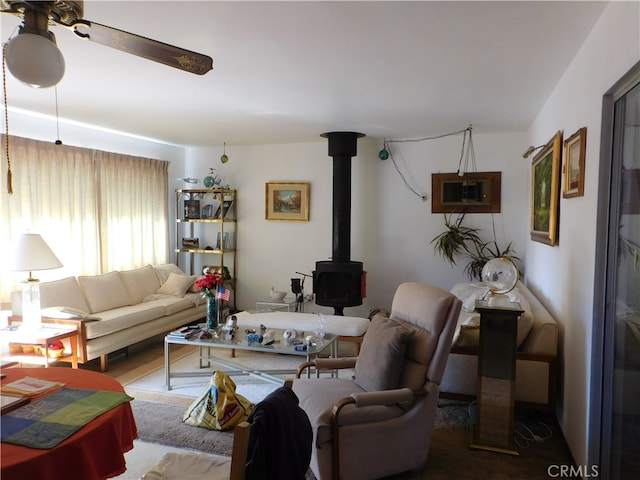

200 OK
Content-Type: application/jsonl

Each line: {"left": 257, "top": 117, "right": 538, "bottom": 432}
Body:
{"left": 431, "top": 171, "right": 501, "bottom": 213}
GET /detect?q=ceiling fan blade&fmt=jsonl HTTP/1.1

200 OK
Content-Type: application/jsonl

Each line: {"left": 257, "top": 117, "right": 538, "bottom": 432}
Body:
{"left": 71, "top": 20, "right": 213, "bottom": 75}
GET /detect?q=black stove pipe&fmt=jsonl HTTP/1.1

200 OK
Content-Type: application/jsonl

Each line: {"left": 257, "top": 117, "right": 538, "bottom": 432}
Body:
{"left": 320, "top": 131, "right": 365, "bottom": 263}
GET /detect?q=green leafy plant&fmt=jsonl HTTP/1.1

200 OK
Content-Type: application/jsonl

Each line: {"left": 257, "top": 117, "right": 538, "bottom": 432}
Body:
{"left": 431, "top": 213, "right": 519, "bottom": 280}
{"left": 430, "top": 213, "right": 482, "bottom": 266}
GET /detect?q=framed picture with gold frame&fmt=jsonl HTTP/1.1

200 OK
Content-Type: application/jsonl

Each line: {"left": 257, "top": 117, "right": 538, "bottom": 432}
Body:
{"left": 265, "top": 182, "right": 310, "bottom": 221}
{"left": 563, "top": 127, "right": 587, "bottom": 198}
{"left": 531, "top": 130, "right": 563, "bottom": 246}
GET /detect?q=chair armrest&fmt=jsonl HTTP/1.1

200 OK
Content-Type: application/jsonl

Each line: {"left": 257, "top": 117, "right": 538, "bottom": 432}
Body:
{"left": 332, "top": 387, "right": 416, "bottom": 422}
{"left": 296, "top": 357, "right": 357, "bottom": 378}
{"left": 349, "top": 388, "right": 414, "bottom": 407}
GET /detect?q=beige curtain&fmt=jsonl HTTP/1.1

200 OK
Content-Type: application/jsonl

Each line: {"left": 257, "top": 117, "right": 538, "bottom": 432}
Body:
{"left": 0, "top": 134, "right": 169, "bottom": 304}
{"left": 95, "top": 151, "right": 169, "bottom": 272}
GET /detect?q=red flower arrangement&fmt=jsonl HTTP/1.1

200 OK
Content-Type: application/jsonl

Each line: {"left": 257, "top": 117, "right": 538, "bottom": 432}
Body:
{"left": 194, "top": 272, "right": 224, "bottom": 298}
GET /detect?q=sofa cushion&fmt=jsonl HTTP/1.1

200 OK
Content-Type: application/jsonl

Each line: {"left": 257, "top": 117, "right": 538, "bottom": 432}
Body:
{"left": 84, "top": 304, "right": 166, "bottom": 339}
{"left": 37, "top": 276, "right": 91, "bottom": 313}
{"left": 355, "top": 316, "right": 413, "bottom": 392}
{"left": 153, "top": 264, "right": 186, "bottom": 284}
{"left": 143, "top": 294, "right": 195, "bottom": 316}
{"left": 156, "top": 272, "right": 195, "bottom": 297}
{"left": 78, "top": 271, "right": 132, "bottom": 314}
{"left": 120, "top": 265, "right": 161, "bottom": 304}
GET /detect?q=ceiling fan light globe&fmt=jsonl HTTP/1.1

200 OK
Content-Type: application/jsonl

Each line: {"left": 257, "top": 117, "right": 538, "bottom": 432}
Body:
{"left": 6, "top": 32, "right": 65, "bottom": 88}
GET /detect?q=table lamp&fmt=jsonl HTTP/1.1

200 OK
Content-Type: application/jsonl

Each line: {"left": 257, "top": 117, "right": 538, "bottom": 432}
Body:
{"left": 11, "top": 233, "right": 63, "bottom": 330}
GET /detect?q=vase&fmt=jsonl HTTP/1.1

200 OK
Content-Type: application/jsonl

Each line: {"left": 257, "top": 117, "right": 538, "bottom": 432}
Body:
{"left": 206, "top": 297, "right": 219, "bottom": 329}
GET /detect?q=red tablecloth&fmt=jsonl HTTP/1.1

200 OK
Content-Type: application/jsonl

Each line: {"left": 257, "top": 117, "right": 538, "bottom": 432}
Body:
{"left": 1, "top": 367, "right": 138, "bottom": 480}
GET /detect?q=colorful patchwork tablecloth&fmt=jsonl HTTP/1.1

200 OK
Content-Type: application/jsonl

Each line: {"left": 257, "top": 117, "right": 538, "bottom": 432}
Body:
{"left": 1, "top": 387, "right": 133, "bottom": 449}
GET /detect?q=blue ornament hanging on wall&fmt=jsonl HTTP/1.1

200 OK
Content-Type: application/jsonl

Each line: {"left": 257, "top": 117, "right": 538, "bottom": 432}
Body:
{"left": 378, "top": 148, "right": 389, "bottom": 160}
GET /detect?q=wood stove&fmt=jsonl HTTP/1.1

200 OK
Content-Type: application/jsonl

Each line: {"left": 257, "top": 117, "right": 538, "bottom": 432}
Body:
{"left": 313, "top": 131, "right": 366, "bottom": 315}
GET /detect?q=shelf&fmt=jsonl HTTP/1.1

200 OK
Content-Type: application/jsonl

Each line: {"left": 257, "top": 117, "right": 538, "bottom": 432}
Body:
{"left": 3, "top": 352, "right": 75, "bottom": 367}
{"left": 176, "top": 188, "right": 236, "bottom": 194}
{"left": 176, "top": 218, "right": 235, "bottom": 224}
{"left": 176, "top": 248, "right": 235, "bottom": 254}
{"left": 175, "top": 188, "right": 237, "bottom": 311}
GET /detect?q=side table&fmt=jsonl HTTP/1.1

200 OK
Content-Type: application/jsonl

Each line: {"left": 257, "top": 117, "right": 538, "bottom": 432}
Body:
{"left": 470, "top": 299, "right": 524, "bottom": 455}
{"left": 1, "top": 324, "right": 79, "bottom": 369}
{"left": 255, "top": 297, "right": 297, "bottom": 312}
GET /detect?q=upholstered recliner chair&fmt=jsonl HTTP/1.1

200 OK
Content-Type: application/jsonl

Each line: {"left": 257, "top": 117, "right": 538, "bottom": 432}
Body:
{"left": 292, "top": 282, "right": 462, "bottom": 480}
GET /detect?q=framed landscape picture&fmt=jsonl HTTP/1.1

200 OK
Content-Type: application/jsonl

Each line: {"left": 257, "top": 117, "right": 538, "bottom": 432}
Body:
{"left": 563, "top": 127, "right": 587, "bottom": 198}
{"left": 531, "top": 130, "right": 563, "bottom": 246}
{"left": 265, "top": 182, "right": 310, "bottom": 221}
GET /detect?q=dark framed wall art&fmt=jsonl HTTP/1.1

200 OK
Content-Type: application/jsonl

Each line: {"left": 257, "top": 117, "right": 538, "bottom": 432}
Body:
{"left": 531, "top": 130, "right": 563, "bottom": 246}
{"left": 563, "top": 127, "right": 587, "bottom": 198}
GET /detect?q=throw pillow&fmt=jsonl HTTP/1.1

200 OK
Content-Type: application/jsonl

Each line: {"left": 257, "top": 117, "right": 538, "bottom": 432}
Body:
{"left": 355, "top": 316, "right": 413, "bottom": 392}
{"left": 153, "top": 264, "right": 187, "bottom": 285}
{"left": 157, "top": 272, "right": 196, "bottom": 297}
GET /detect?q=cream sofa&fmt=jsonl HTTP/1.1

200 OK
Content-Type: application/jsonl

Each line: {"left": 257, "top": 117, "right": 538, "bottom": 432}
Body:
{"left": 10, "top": 264, "right": 206, "bottom": 371}
{"left": 439, "top": 280, "right": 558, "bottom": 409}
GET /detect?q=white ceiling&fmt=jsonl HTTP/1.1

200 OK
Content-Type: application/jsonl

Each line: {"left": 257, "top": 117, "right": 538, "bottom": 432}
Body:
{"left": 1, "top": 1, "right": 608, "bottom": 148}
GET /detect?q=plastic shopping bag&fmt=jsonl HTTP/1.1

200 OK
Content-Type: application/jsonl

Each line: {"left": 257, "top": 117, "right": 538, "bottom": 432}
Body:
{"left": 182, "top": 370, "right": 253, "bottom": 430}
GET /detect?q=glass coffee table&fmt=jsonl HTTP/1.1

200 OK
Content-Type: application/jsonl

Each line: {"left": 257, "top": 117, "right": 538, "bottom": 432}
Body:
{"left": 164, "top": 325, "right": 337, "bottom": 389}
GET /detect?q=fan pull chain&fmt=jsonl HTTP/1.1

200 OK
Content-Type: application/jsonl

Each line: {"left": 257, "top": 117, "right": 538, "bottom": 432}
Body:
{"left": 2, "top": 42, "right": 12, "bottom": 195}
{"left": 54, "top": 86, "right": 62, "bottom": 145}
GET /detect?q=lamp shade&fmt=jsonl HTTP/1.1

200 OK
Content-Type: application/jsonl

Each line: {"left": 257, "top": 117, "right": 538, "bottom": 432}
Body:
{"left": 12, "top": 233, "right": 63, "bottom": 273}
{"left": 5, "top": 32, "right": 65, "bottom": 88}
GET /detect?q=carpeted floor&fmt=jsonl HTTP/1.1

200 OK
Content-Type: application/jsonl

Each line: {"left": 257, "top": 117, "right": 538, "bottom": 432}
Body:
{"left": 131, "top": 396, "right": 573, "bottom": 480}
{"left": 104, "top": 336, "right": 575, "bottom": 479}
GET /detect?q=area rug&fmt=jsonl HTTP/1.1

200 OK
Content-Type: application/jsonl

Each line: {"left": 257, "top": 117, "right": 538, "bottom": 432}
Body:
{"left": 133, "top": 399, "right": 573, "bottom": 480}
{"left": 126, "top": 347, "right": 574, "bottom": 479}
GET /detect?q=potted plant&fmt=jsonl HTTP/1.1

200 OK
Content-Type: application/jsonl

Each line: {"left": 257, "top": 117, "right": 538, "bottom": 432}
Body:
{"left": 431, "top": 213, "right": 519, "bottom": 280}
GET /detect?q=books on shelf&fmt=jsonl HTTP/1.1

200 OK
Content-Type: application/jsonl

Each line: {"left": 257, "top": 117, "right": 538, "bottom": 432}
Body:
{"left": 184, "top": 199, "right": 201, "bottom": 219}
{"left": 168, "top": 326, "right": 201, "bottom": 340}
{"left": 215, "top": 232, "right": 235, "bottom": 250}
{"left": 2, "top": 376, "right": 64, "bottom": 397}
{"left": 213, "top": 197, "right": 234, "bottom": 219}
{"left": 222, "top": 198, "right": 234, "bottom": 219}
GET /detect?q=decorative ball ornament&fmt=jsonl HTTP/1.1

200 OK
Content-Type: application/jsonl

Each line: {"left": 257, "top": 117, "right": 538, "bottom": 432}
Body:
{"left": 203, "top": 175, "right": 215, "bottom": 188}
{"left": 481, "top": 256, "right": 518, "bottom": 294}
{"left": 220, "top": 142, "right": 229, "bottom": 163}
{"left": 378, "top": 148, "right": 389, "bottom": 160}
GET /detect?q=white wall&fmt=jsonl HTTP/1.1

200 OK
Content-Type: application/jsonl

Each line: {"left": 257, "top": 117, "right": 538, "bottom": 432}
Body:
{"left": 525, "top": 1, "right": 640, "bottom": 469}
{"left": 185, "top": 131, "right": 529, "bottom": 317}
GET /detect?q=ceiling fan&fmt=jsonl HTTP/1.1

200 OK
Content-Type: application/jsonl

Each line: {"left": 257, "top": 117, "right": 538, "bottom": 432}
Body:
{"left": 1, "top": 0, "right": 213, "bottom": 88}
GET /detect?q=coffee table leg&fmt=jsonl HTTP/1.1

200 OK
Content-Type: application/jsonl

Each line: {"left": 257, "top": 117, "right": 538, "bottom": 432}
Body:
{"left": 165, "top": 338, "right": 171, "bottom": 390}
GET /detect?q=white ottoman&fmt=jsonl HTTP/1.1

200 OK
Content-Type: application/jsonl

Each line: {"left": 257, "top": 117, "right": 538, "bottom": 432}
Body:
{"left": 233, "top": 311, "right": 370, "bottom": 354}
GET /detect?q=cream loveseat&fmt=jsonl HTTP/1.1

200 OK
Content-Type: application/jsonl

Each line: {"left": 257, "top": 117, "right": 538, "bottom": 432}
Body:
{"left": 11, "top": 264, "right": 206, "bottom": 371}
{"left": 439, "top": 280, "right": 558, "bottom": 409}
